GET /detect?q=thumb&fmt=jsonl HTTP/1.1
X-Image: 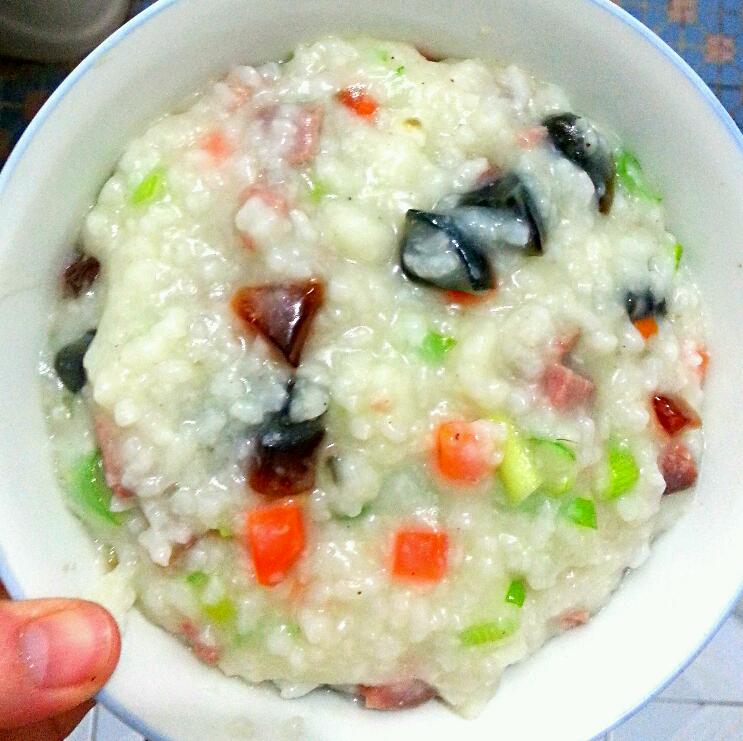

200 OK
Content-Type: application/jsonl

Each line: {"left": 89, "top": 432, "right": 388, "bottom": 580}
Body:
{"left": 0, "top": 598, "right": 120, "bottom": 730}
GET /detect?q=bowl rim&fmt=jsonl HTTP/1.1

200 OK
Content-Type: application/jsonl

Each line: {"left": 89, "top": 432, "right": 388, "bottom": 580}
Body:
{"left": 1, "top": 0, "right": 742, "bottom": 738}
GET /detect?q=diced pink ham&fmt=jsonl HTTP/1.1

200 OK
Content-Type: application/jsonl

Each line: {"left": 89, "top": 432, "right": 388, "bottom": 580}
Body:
{"left": 180, "top": 620, "right": 221, "bottom": 665}
{"left": 681, "top": 341, "right": 709, "bottom": 385}
{"left": 515, "top": 125, "right": 547, "bottom": 149}
{"left": 542, "top": 364, "right": 595, "bottom": 410}
{"left": 223, "top": 68, "right": 254, "bottom": 110}
{"left": 256, "top": 104, "right": 279, "bottom": 127}
{"left": 553, "top": 333, "right": 580, "bottom": 359}
{"left": 235, "top": 185, "right": 290, "bottom": 252}
{"left": 659, "top": 441, "right": 698, "bottom": 494}
{"left": 359, "top": 680, "right": 437, "bottom": 710}
{"left": 475, "top": 164, "right": 503, "bottom": 187}
{"left": 558, "top": 609, "right": 589, "bottom": 630}
{"left": 287, "top": 105, "right": 324, "bottom": 165}
{"left": 226, "top": 82, "right": 252, "bottom": 111}
{"left": 239, "top": 233, "right": 257, "bottom": 252}
{"left": 94, "top": 415, "right": 134, "bottom": 499}
{"left": 651, "top": 394, "right": 700, "bottom": 436}
{"left": 169, "top": 536, "right": 198, "bottom": 565}
{"left": 238, "top": 184, "right": 289, "bottom": 215}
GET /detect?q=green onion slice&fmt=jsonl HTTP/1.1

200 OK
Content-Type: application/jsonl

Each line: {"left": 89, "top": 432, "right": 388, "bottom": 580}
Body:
{"left": 615, "top": 151, "right": 662, "bottom": 202}
{"left": 66, "top": 451, "right": 122, "bottom": 526}
{"left": 203, "top": 597, "right": 237, "bottom": 625}
{"left": 496, "top": 417, "right": 543, "bottom": 504}
{"left": 563, "top": 497, "right": 598, "bottom": 529}
{"left": 606, "top": 445, "right": 640, "bottom": 499}
{"left": 460, "top": 618, "right": 517, "bottom": 646}
{"left": 505, "top": 579, "right": 526, "bottom": 607}
{"left": 131, "top": 167, "right": 166, "bottom": 205}
{"left": 420, "top": 331, "right": 457, "bottom": 363}
{"left": 529, "top": 437, "right": 577, "bottom": 497}
{"left": 186, "top": 571, "right": 209, "bottom": 589}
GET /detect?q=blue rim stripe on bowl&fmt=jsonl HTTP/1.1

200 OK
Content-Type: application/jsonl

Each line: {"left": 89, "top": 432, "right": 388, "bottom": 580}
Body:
{"left": 0, "top": 0, "right": 741, "bottom": 739}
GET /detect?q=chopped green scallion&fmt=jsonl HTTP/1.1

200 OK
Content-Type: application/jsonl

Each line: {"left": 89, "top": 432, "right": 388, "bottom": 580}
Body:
{"left": 66, "top": 451, "right": 122, "bottom": 526}
{"left": 460, "top": 619, "right": 517, "bottom": 646}
{"left": 395, "top": 65, "right": 405, "bottom": 76}
{"left": 673, "top": 242, "right": 683, "bottom": 270}
{"left": 518, "top": 491, "right": 548, "bottom": 515}
{"left": 303, "top": 173, "right": 330, "bottom": 204}
{"left": 186, "top": 570, "right": 209, "bottom": 589}
{"left": 563, "top": 497, "right": 597, "bottom": 529}
{"left": 420, "top": 331, "right": 457, "bottom": 363}
{"left": 505, "top": 579, "right": 526, "bottom": 608}
{"left": 615, "top": 151, "right": 661, "bottom": 202}
{"left": 529, "top": 437, "right": 577, "bottom": 497}
{"left": 606, "top": 445, "right": 639, "bottom": 499}
{"left": 495, "top": 417, "right": 543, "bottom": 504}
{"left": 203, "top": 597, "right": 237, "bottom": 625}
{"left": 130, "top": 167, "right": 166, "bottom": 205}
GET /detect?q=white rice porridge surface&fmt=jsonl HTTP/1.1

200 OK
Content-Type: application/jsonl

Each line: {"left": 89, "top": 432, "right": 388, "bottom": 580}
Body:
{"left": 43, "top": 37, "right": 706, "bottom": 715}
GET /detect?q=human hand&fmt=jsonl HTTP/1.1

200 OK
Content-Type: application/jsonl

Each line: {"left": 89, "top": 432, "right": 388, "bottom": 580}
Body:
{"left": 0, "top": 583, "right": 120, "bottom": 740}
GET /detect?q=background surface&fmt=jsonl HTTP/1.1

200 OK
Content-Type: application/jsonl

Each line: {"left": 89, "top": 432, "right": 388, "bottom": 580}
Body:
{"left": 1, "top": 0, "right": 742, "bottom": 163}
{"left": 1, "top": 0, "right": 741, "bottom": 738}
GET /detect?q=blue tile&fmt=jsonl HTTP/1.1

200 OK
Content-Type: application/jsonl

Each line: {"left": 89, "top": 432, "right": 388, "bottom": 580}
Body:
{"left": 721, "top": 13, "right": 743, "bottom": 37}
{"left": 610, "top": 701, "right": 703, "bottom": 740}
{"left": 66, "top": 706, "right": 95, "bottom": 741}
{"left": 716, "top": 83, "right": 741, "bottom": 119}
{"left": 94, "top": 706, "right": 146, "bottom": 740}
{"left": 667, "top": 705, "right": 743, "bottom": 741}
{"left": 661, "top": 618, "right": 743, "bottom": 703}
{"left": 646, "top": 3, "right": 670, "bottom": 28}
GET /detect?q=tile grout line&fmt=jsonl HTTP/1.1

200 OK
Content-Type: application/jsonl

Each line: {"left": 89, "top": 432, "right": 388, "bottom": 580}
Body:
{"left": 90, "top": 704, "right": 99, "bottom": 740}
{"left": 654, "top": 697, "right": 743, "bottom": 707}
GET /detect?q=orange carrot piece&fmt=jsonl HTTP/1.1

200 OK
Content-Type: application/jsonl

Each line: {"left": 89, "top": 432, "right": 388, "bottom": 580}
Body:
{"left": 199, "top": 130, "right": 232, "bottom": 161}
{"left": 337, "top": 86, "right": 379, "bottom": 119}
{"left": 392, "top": 529, "right": 448, "bottom": 582}
{"left": 245, "top": 503, "right": 305, "bottom": 586}
{"left": 633, "top": 316, "right": 659, "bottom": 340}
{"left": 434, "top": 421, "right": 494, "bottom": 484}
{"left": 443, "top": 289, "right": 496, "bottom": 305}
{"left": 698, "top": 348, "right": 710, "bottom": 380}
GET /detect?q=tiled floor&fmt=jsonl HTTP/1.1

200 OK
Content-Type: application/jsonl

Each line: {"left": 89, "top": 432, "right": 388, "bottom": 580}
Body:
{"left": 68, "top": 602, "right": 743, "bottom": 740}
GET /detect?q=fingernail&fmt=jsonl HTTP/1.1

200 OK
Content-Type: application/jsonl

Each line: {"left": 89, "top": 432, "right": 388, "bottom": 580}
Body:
{"left": 18, "top": 605, "right": 115, "bottom": 688}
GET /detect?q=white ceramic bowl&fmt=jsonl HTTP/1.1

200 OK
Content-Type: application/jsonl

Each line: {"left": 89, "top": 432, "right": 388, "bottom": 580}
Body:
{"left": 1, "top": 1, "right": 742, "bottom": 739}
